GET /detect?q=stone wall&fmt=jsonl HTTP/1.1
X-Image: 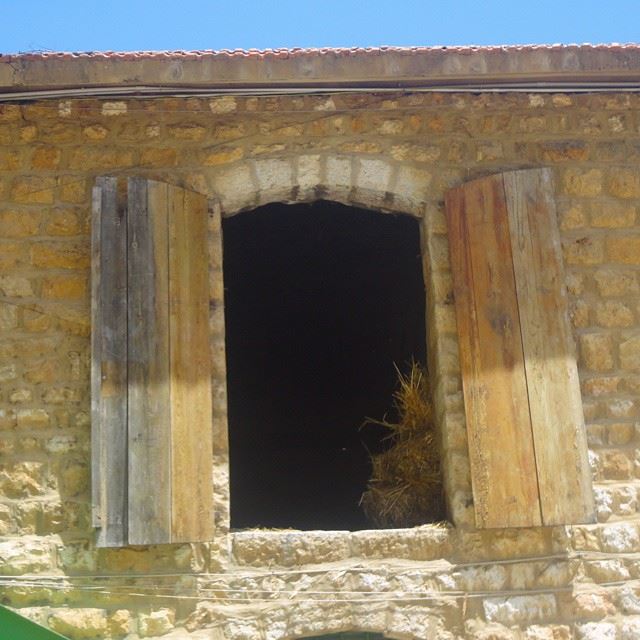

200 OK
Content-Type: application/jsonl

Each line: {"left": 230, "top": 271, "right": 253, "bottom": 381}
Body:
{"left": 0, "top": 91, "right": 639, "bottom": 639}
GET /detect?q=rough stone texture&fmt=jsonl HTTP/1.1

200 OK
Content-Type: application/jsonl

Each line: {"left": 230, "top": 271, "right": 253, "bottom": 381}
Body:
{"left": 48, "top": 608, "right": 108, "bottom": 638}
{"left": 139, "top": 608, "right": 176, "bottom": 637}
{"left": 0, "top": 89, "right": 639, "bottom": 639}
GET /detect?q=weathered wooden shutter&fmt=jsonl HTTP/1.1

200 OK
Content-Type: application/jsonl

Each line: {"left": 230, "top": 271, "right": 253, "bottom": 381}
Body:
{"left": 445, "top": 168, "right": 595, "bottom": 528}
{"left": 92, "top": 177, "right": 215, "bottom": 546}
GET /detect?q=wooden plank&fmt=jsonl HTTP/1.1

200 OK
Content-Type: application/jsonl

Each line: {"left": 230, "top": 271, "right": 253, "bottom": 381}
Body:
{"left": 92, "top": 177, "right": 128, "bottom": 547}
{"left": 90, "top": 183, "right": 103, "bottom": 530}
{"left": 445, "top": 175, "right": 542, "bottom": 528}
{"left": 127, "top": 178, "right": 172, "bottom": 545}
{"left": 168, "top": 184, "right": 214, "bottom": 542}
{"left": 504, "top": 169, "right": 595, "bottom": 525}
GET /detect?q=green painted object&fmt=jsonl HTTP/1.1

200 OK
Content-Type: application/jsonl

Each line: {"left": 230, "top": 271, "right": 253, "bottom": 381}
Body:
{"left": 0, "top": 605, "right": 70, "bottom": 640}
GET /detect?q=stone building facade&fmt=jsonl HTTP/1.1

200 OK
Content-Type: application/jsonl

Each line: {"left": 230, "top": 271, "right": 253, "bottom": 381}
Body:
{"left": 1, "top": 45, "right": 640, "bottom": 638}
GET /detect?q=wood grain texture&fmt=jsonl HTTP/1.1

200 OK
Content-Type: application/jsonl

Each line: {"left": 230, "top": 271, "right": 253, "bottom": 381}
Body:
{"left": 92, "top": 177, "right": 128, "bottom": 547}
{"left": 445, "top": 175, "right": 542, "bottom": 528}
{"left": 168, "top": 185, "right": 214, "bottom": 542}
{"left": 504, "top": 169, "right": 595, "bottom": 525}
{"left": 126, "top": 178, "right": 172, "bottom": 545}
{"left": 90, "top": 183, "right": 103, "bottom": 530}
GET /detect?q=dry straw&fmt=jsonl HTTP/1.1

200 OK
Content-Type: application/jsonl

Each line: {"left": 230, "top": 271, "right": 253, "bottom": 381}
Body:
{"left": 361, "top": 362, "right": 444, "bottom": 528}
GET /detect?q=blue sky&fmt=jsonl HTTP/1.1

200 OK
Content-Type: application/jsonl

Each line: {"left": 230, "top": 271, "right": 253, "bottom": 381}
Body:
{"left": 1, "top": 0, "right": 638, "bottom": 54}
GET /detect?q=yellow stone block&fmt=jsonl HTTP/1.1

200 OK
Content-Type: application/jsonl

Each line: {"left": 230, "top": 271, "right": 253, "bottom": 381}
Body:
{"left": 11, "top": 176, "right": 56, "bottom": 204}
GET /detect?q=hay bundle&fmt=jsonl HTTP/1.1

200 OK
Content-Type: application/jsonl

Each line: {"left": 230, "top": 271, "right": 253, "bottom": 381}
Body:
{"left": 360, "top": 362, "right": 444, "bottom": 528}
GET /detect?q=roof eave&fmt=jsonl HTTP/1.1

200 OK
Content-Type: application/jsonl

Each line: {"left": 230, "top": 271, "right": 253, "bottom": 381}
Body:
{"left": 2, "top": 45, "right": 640, "bottom": 98}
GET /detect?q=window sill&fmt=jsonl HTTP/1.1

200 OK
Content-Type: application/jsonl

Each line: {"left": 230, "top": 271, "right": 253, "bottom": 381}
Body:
{"left": 230, "top": 524, "right": 452, "bottom": 566}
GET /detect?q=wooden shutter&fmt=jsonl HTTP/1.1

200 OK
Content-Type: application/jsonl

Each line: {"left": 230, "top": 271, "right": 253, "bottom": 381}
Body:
{"left": 92, "top": 177, "right": 215, "bottom": 546}
{"left": 445, "top": 168, "right": 595, "bottom": 528}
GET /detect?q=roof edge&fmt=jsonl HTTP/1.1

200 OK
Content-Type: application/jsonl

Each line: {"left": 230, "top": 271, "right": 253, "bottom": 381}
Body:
{"left": 2, "top": 44, "right": 640, "bottom": 96}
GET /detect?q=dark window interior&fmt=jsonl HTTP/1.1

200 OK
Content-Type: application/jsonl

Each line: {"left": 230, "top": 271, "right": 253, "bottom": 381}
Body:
{"left": 223, "top": 201, "right": 426, "bottom": 530}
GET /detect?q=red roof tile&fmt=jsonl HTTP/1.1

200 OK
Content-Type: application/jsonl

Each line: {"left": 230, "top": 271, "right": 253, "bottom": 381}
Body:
{"left": 1, "top": 43, "right": 639, "bottom": 62}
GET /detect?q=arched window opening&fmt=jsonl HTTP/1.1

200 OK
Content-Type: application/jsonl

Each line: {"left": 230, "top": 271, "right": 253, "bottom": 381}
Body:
{"left": 223, "top": 200, "right": 433, "bottom": 530}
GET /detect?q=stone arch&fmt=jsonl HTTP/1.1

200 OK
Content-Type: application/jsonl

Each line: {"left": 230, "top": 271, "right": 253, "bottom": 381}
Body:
{"left": 206, "top": 152, "right": 472, "bottom": 528}
{"left": 209, "top": 155, "right": 432, "bottom": 218}
{"left": 221, "top": 602, "right": 442, "bottom": 640}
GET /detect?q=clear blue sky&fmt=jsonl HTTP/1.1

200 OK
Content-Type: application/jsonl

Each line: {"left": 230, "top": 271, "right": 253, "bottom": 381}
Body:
{"left": 1, "top": 0, "right": 638, "bottom": 54}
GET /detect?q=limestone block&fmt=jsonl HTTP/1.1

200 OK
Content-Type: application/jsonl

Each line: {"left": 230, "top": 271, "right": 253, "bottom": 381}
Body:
{"left": 168, "top": 123, "right": 207, "bottom": 141}
{"left": 613, "top": 486, "right": 638, "bottom": 516}
{"left": 0, "top": 503, "right": 15, "bottom": 535}
{"left": 139, "top": 608, "right": 176, "bottom": 637}
{"left": 593, "top": 487, "right": 614, "bottom": 521}
{"left": 601, "top": 450, "right": 633, "bottom": 480}
{"left": 286, "top": 531, "right": 351, "bottom": 565}
{"left": 459, "top": 565, "right": 508, "bottom": 592}
{"left": 387, "top": 605, "right": 452, "bottom": 639}
{"left": 0, "top": 275, "right": 33, "bottom": 297}
{"left": 30, "top": 242, "right": 89, "bottom": 269}
{"left": 350, "top": 524, "right": 451, "bottom": 560}
{"left": 356, "top": 158, "right": 393, "bottom": 193}
{"left": 325, "top": 156, "right": 352, "bottom": 192}
{"left": 209, "top": 96, "right": 237, "bottom": 114}
{"left": 48, "top": 608, "right": 108, "bottom": 639}
{"left": 575, "top": 621, "right": 616, "bottom": 640}
{"left": 0, "top": 461, "right": 47, "bottom": 498}
{"left": 563, "top": 236, "right": 604, "bottom": 266}
{"left": 394, "top": 166, "right": 431, "bottom": 212}
{"left": 558, "top": 202, "right": 588, "bottom": 230}
{"left": 606, "top": 401, "right": 636, "bottom": 420}
{"left": 82, "top": 124, "right": 108, "bottom": 140}
{"left": 533, "top": 562, "right": 571, "bottom": 589}
{"left": 620, "top": 335, "right": 640, "bottom": 372}
{"left": 563, "top": 169, "right": 603, "bottom": 196}
{"left": 6, "top": 392, "right": 32, "bottom": 415}
{"left": 621, "top": 616, "right": 640, "bottom": 640}
{"left": 68, "top": 147, "right": 133, "bottom": 170}
{"left": 288, "top": 600, "right": 353, "bottom": 638}
{"left": 569, "top": 299, "right": 589, "bottom": 328}
{"left": 595, "top": 301, "right": 634, "bottom": 328}
{"left": 11, "top": 176, "right": 56, "bottom": 204}
{"left": 483, "top": 594, "right": 557, "bottom": 625}
{"left": 599, "top": 522, "right": 640, "bottom": 553}
{"left": 524, "top": 625, "right": 571, "bottom": 640}
{"left": 0, "top": 538, "right": 53, "bottom": 575}
{"left": 108, "top": 609, "right": 133, "bottom": 636}
{"left": 296, "top": 155, "right": 321, "bottom": 196}
{"left": 617, "top": 585, "right": 640, "bottom": 614}
{"left": 224, "top": 617, "right": 262, "bottom": 640}
{"left": 137, "top": 147, "right": 176, "bottom": 167}
{"left": 58, "top": 460, "right": 89, "bottom": 497}
{"left": 0, "top": 209, "right": 40, "bottom": 237}
{"left": 607, "top": 236, "right": 640, "bottom": 265}
{"left": 579, "top": 333, "right": 615, "bottom": 371}
{"left": 607, "top": 169, "right": 640, "bottom": 198}
{"left": 101, "top": 101, "right": 127, "bottom": 116}
{"left": 591, "top": 202, "right": 636, "bottom": 227}
{"left": 212, "top": 163, "right": 255, "bottom": 213}
{"left": 253, "top": 159, "right": 294, "bottom": 203}
{"left": 257, "top": 605, "right": 288, "bottom": 640}
{"left": 202, "top": 146, "right": 243, "bottom": 166}
{"left": 0, "top": 304, "right": 18, "bottom": 330}
{"left": 594, "top": 269, "right": 640, "bottom": 297}
{"left": 465, "top": 619, "right": 517, "bottom": 640}
{"left": 573, "top": 590, "right": 616, "bottom": 619}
